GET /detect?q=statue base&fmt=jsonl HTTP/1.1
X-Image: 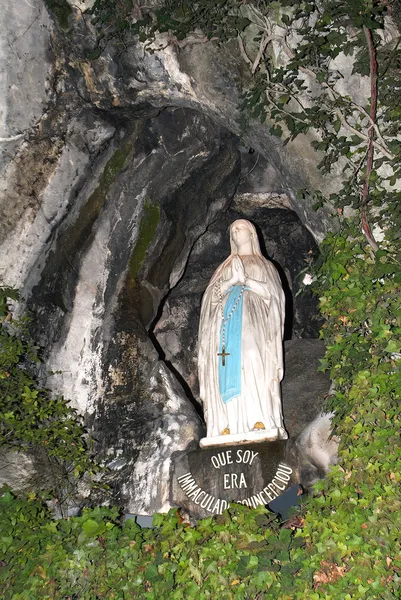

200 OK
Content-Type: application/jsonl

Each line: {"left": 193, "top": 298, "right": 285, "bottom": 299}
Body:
{"left": 173, "top": 440, "right": 296, "bottom": 519}
{"left": 199, "top": 427, "right": 288, "bottom": 448}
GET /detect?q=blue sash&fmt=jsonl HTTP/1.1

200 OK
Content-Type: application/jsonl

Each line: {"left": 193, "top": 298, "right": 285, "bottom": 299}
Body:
{"left": 218, "top": 285, "right": 245, "bottom": 403}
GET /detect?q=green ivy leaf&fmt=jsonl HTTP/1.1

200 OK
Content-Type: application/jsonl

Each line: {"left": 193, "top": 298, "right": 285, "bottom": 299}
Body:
{"left": 82, "top": 519, "right": 101, "bottom": 536}
{"left": 145, "top": 563, "right": 160, "bottom": 582}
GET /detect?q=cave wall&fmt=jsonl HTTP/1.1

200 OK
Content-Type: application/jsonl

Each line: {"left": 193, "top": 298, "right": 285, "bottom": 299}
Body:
{"left": 1, "top": 1, "right": 343, "bottom": 294}
{"left": 0, "top": 1, "right": 341, "bottom": 513}
{"left": 0, "top": 0, "right": 344, "bottom": 262}
{"left": 25, "top": 107, "right": 244, "bottom": 513}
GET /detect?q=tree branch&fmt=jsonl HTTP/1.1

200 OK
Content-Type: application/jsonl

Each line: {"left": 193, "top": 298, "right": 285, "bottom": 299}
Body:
{"left": 237, "top": 34, "right": 252, "bottom": 67}
{"left": 0, "top": 134, "right": 24, "bottom": 143}
{"left": 265, "top": 90, "right": 308, "bottom": 127}
{"left": 328, "top": 86, "right": 391, "bottom": 155}
{"left": 360, "top": 25, "right": 379, "bottom": 253}
{"left": 252, "top": 34, "right": 281, "bottom": 74}
{"left": 280, "top": 41, "right": 393, "bottom": 160}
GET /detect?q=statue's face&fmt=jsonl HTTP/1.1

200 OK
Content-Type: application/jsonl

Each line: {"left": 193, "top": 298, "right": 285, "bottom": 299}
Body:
{"left": 231, "top": 221, "right": 252, "bottom": 249}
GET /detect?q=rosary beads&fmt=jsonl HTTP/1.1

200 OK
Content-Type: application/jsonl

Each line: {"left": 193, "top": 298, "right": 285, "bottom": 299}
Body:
{"left": 215, "top": 277, "right": 246, "bottom": 366}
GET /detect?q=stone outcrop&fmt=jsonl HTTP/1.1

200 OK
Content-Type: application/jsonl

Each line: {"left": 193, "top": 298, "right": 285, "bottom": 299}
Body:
{"left": 0, "top": 1, "right": 354, "bottom": 514}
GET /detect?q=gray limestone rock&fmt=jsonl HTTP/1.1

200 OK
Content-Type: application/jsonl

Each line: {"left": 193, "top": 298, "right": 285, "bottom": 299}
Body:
{"left": 96, "top": 356, "right": 204, "bottom": 515}
{"left": 285, "top": 412, "right": 339, "bottom": 492}
{"left": 0, "top": 2, "right": 52, "bottom": 140}
{"left": 0, "top": 1, "right": 53, "bottom": 243}
{"left": 281, "top": 339, "right": 330, "bottom": 438}
{"left": 0, "top": 1, "right": 354, "bottom": 515}
{"left": 0, "top": 452, "right": 36, "bottom": 491}
{"left": 19, "top": 108, "right": 240, "bottom": 514}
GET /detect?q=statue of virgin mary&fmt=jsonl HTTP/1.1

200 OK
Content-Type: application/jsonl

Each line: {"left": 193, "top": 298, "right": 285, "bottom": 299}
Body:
{"left": 198, "top": 219, "right": 287, "bottom": 447}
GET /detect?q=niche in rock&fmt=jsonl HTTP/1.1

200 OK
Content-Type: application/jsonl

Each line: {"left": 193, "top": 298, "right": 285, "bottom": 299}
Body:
{"left": 153, "top": 201, "right": 322, "bottom": 407}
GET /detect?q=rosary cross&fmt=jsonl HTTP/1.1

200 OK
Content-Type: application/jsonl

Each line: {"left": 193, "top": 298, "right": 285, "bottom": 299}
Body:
{"left": 217, "top": 346, "right": 230, "bottom": 367}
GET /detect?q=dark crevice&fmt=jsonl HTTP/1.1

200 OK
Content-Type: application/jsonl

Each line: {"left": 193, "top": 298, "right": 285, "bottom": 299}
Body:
{"left": 250, "top": 220, "right": 294, "bottom": 341}
{"left": 148, "top": 326, "right": 204, "bottom": 421}
{"left": 146, "top": 222, "right": 218, "bottom": 422}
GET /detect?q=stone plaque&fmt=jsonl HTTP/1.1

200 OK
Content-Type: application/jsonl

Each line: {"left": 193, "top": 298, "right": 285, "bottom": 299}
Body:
{"left": 173, "top": 441, "right": 296, "bottom": 519}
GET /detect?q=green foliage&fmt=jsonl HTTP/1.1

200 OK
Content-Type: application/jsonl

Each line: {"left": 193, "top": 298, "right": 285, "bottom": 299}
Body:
{"left": 240, "top": 0, "right": 400, "bottom": 217}
{"left": 90, "top": 0, "right": 248, "bottom": 49}
{"left": 288, "top": 223, "right": 401, "bottom": 598}
{"left": 0, "top": 289, "right": 101, "bottom": 503}
{"left": 1, "top": 492, "right": 301, "bottom": 599}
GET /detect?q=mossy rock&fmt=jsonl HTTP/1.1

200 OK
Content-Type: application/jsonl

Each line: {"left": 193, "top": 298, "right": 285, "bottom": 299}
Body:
{"left": 44, "top": 0, "right": 73, "bottom": 31}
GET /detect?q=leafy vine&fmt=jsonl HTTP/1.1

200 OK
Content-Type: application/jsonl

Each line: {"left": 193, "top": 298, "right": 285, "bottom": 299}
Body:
{"left": 0, "top": 289, "right": 102, "bottom": 512}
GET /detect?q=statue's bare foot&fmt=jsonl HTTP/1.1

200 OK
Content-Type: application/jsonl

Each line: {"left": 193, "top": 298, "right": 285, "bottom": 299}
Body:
{"left": 221, "top": 427, "right": 230, "bottom": 435}
{"left": 253, "top": 422, "right": 266, "bottom": 430}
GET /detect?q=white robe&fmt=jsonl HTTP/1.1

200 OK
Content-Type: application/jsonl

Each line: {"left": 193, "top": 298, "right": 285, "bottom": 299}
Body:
{"left": 198, "top": 255, "right": 287, "bottom": 439}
